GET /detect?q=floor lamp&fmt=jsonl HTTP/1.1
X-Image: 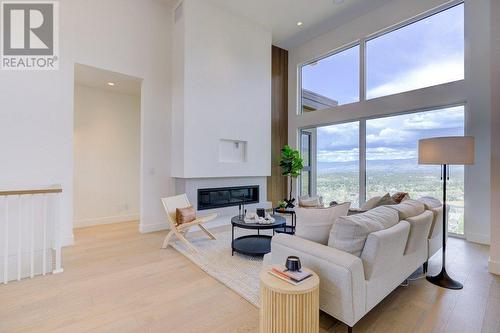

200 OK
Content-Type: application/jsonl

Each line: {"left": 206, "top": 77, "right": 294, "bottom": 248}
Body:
{"left": 418, "top": 136, "right": 475, "bottom": 290}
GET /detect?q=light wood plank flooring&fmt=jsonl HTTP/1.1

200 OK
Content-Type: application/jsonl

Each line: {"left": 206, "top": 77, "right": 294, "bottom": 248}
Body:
{"left": 0, "top": 221, "right": 498, "bottom": 333}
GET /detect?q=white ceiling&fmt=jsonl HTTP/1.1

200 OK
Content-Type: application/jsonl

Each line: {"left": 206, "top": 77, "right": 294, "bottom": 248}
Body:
{"left": 207, "top": 0, "right": 393, "bottom": 49}
{"left": 74, "top": 64, "right": 142, "bottom": 96}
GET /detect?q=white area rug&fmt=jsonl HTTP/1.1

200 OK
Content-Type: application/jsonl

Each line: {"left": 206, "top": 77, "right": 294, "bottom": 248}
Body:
{"left": 171, "top": 229, "right": 266, "bottom": 307}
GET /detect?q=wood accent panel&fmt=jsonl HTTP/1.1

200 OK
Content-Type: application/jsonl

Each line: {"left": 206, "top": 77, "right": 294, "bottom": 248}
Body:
{"left": 267, "top": 45, "right": 288, "bottom": 206}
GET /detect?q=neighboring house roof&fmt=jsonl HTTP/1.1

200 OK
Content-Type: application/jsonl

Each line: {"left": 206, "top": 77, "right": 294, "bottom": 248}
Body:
{"left": 302, "top": 89, "right": 338, "bottom": 111}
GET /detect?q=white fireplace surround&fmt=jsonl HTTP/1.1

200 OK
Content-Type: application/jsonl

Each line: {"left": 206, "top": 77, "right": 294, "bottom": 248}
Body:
{"left": 175, "top": 177, "right": 272, "bottom": 230}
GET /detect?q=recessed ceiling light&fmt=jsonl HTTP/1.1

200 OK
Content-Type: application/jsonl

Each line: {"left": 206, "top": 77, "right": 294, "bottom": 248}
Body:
{"left": 297, "top": 21, "right": 303, "bottom": 26}
{"left": 107, "top": 82, "right": 115, "bottom": 86}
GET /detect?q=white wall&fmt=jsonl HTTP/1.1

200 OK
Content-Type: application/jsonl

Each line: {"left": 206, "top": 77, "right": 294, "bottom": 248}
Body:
{"left": 287, "top": 0, "right": 492, "bottom": 244}
{"left": 0, "top": 0, "right": 173, "bottom": 243}
{"left": 74, "top": 84, "right": 140, "bottom": 228}
{"left": 171, "top": 0, "right": 272, "bottom": 179}
{"left": 489, "top": 0, "right": 500, "bottom": 275}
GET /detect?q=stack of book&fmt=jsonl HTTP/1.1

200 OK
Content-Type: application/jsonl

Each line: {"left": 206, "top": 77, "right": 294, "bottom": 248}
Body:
{"left": 268, "top": 265, "right": 312, "bottom": 285}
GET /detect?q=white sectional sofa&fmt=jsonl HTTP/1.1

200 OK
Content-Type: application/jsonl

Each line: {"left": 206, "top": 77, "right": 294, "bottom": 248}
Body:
{"left": 264, "top": 198, "right": 442, "bottom": 331}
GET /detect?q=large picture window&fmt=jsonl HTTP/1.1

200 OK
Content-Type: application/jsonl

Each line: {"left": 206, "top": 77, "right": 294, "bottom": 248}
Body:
{"left": 366, "top": 106, "right": 465, "bottom": 234}
{"left": 366, "top": 3, "right": 464, "bottom": 99}
{"left": 298, "top": 3, "right": 464, "bottom": 113}
{"left": 301, "top": 45, "right": 359, "bottom": 113}
{"left": 296, "top": 2, "right": 466, "bottom": 235}
{"left": 301, "top": 105, "right": 465, "bottom": 234}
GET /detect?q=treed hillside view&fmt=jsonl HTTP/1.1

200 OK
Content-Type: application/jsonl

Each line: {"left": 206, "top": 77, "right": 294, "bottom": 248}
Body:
{"left": 316, "top": 161, "right": 464, "bottom": 234}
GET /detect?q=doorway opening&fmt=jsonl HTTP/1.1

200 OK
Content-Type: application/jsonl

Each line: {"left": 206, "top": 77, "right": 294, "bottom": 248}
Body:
{"left": 73, "top": 64, "right": 142, "bottom": 230}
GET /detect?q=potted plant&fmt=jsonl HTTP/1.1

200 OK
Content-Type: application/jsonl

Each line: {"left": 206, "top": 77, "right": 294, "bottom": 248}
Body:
{"left": 279, "top": 145, "right": 304, "bottom": 209}
{"left": 277, "top": 200, "right": 287, "bottom": 211}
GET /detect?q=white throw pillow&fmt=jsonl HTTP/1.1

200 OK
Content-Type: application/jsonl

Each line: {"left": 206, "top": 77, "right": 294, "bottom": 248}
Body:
{"left": 328, "top": 206, "right": 399, "bottom": 257}
{"left": 298, "top": 195, "right": 323, "bottom": 208}
{"left": 360, "top": 196, "right": 381, "bottom": 211}
{"left": 295, "top": 202, "right": 350, "bottom": 245}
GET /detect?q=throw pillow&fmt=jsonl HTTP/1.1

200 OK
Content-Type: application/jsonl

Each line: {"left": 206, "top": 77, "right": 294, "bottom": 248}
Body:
{"left": 176, "top": 206, "right": 196, "bottom": 225}
{"left": 328, "top": 206, "right": 400, "bottom": 257}
{"left": 376, "top": 193, "right": 397, "bottom": 206}
{"left": 299, "top": 195, "right": 322, "bottom": 208}
{"left": 360, "top": 196, "right": 382, "bottom": 211}
{"left": 295, "top": 202, "right": 351, "bottom": 245}
{"left": 392, "top": 192, "right": 410, "bottom": 203}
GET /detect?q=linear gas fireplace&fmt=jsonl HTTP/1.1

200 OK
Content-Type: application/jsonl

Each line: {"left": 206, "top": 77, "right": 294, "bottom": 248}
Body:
{"left": 197, "top": 185, "right": 259, "bottom": 210}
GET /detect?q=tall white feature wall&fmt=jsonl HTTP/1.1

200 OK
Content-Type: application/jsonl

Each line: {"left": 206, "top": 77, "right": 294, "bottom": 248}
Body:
{"left": 172, "top": 0, "right": 272, "bottom": 179}
{"left": 74, "top": 85, "right": 140, "bottom": 228}
{"left": 0, "top": 0, "right": 173, "bottom": 243}
{"left": 287, "top": 0, "right": 493, "bottom": 245}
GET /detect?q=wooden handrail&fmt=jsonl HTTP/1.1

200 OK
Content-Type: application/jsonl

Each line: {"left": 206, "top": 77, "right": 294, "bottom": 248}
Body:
{"left": 0, "top": 188, "right": 63, "bottom": 196}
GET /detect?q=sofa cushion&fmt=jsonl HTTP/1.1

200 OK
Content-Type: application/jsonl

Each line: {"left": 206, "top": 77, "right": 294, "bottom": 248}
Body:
{"left": 403, "top": 210, "right": 434, "bottom": 254}
{"left": 417, "top": 196, "right": 442, "bottom": 210}
{"left": 386, "top": 199, "right": 425, "bottom": 220}
{"left": 328, "top": 206, "right": 400, "bottom": 257}
{"left": 295, "top": 202, "right": 350, "bottom": 245}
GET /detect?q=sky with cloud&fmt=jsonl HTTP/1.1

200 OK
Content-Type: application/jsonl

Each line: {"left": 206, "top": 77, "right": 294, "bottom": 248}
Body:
{"left": 302, "top": 4, "right": 465, "bottom": 165}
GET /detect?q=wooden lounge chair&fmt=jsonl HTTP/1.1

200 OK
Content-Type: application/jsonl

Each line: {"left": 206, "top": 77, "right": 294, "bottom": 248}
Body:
{"left": 161, "top": 194, "right": 217, "bottom": 253}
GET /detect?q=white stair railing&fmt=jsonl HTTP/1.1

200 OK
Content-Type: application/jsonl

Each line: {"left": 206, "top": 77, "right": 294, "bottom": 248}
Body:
{"left": 1, "top": 187, "right": 63, "bottom": 284}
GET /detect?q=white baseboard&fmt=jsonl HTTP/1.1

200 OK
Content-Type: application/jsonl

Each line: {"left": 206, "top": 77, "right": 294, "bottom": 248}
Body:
{"left": 489, "top": 257, "right": 500, "bottom": 275}
{"left": 74, "top": 213, "right": 139, "bottom": 229}
{"left": 466, "top": 232, "right": 490, "bottom": 245}
{"left": 140, "top": 222, "right": 170, "bottom": 233}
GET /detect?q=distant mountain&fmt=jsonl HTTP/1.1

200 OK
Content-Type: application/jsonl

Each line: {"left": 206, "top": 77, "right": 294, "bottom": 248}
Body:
{"left": 317, "top": 158, "right": 463, "bottom": 174}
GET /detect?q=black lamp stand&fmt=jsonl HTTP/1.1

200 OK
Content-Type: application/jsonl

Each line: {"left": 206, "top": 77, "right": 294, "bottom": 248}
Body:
{"left": 426, "top": 164, "right": 463, "bottom": 290}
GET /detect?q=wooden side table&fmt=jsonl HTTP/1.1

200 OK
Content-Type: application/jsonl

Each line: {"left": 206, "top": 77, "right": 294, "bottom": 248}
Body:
{"left": 259, "top": 267, "right": 320, "bottom": 333}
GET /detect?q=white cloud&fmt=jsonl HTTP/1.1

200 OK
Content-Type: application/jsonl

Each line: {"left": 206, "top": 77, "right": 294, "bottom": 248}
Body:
{"left": 366, "top": 128, "right": 412, "bottom": 145}
{"left": 367, "top": 55, "right": 464, "bottom": 99}
{"left": 403, "top": 106, "right": 464, "bottom": 130}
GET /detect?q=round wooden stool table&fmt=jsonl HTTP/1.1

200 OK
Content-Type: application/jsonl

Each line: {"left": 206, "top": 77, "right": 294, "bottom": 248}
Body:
{"left": 259, "top": 266, "right": 320, "bottom": 333}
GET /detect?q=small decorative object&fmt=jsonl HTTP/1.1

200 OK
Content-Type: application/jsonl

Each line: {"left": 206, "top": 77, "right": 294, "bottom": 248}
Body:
{"left": 285, "top": 256, "right": 302, "bottom": 272}
{"left": 256, "top": 208, "right": 265, "bottom": 218}
{"left": 279, "top": 145, "right": 304, "bottom": 209}
{"left": 244, "top": 212, "right": 275, "bottom": 224}
{"left": 329, "top": 200, "right": 338, "bottom": 207}
{"left": 277, "top": 200, "right": 287, "bottom": 210}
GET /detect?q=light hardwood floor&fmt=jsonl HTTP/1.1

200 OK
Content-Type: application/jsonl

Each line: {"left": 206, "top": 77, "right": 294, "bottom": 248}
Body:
{"left": 0, "top": 221, "right": 498, "bottom": 333}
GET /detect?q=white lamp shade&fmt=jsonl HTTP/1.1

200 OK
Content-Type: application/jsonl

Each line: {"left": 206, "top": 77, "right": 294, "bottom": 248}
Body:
{"left": 418, "top": 136, "right": 475, "bottom": 165}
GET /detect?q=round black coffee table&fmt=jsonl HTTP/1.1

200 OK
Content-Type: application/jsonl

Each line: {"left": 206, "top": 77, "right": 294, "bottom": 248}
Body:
{"left": 231, "top": 215, "right": 286, "bottom": 256}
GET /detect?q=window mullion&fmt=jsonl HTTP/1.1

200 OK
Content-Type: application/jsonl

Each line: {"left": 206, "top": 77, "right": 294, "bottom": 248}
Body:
{"left": 359, "top": 120, "right": 367, "bottom": 206}
{"left": 359, "top": 39, "right": 366, "bottom": 102}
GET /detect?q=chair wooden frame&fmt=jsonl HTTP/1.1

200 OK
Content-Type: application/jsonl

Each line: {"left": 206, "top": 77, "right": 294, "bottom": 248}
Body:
{"left": 161, "top": 194, "right": 217, "bottom": 253}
